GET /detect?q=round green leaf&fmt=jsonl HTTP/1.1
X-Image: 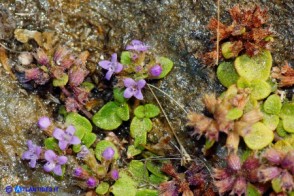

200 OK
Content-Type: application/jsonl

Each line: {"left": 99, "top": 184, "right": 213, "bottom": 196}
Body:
{"left": 149, "top": 174, "right": 166, "bottom": 184}
{"left": 72, "top": 144, "right": 81, "bottom": 153}
{"left": 217, "top": 61, "right": 239, "bottom": 88}
{"left": 262, "top": 113, "right": 279, "bottom": 130}
{"left": 120, "top": 51, "right": 132, "bottom": 65}
{"left": 244, "top": 122, "right": 274, "bottom": 150}
{"left": 235, "top": 50, "right": 272, "bottom": 81}
{"left": 144, "top": 104, "right": 160, "bottom": 118}
{"left": 65, "top": 112, "right": 92, "bottom": 139}
{"left": 111, "top": 171, "right": 137, "bottom": 196}
{"left": 130, "top": 117, "right": 152, "bottom": 147}
{"left": 226, "top": 108, "right": 243, "bottom": 120}
{"left": 250, "top": 79, "right": 271, "bottom": 100}
{"left": 82, "top": 132, "right": 97, "bottom": 147}
{"left": 53, "top": 74, "right": 68, "bottom": 87}
{"left": 95, "top": 140, "right": 119, "bottom": 161}
{"left": 96, "top": 182, "right": 109, "bottom": 195}
{"left": 263, "top": 94, "right": 282, "bottom": 115}
{"left": 136, "top": 189, "right": 158, "bottom": 196}
{"left": 134, "top": 105, "right": 145, "bottom": 118}
{"left": 116, "top": 103, "right": 130, "bottom": 121}
{"left": 44, "top": 137, "right": 59, "bottom": 150}
{"left": 282, "top": 116, "right": 294, "bottom": 133}
{"left": 156, "top": 57, "right": 174, "bottom": 79}
{"left": 113, "top": 88, "right": 126, "bottom": 103}
{"left": 129, "top": 160, "right": 149, "bottom": 182}
{"left": 92, "top": 101, "right": 122, "bottom": 131}
{"left": 146, "top": 161, "right": 167, "bottom": 179}
{"left": 280, "top": 102, "right": 294, "bottom": 119}
{"left": 237, "top": 77, "right": 251, "bottom": 89}
{"left": 221, "top": 42, "right": 235, "bottom": 59}
{"left": 276, "top": 120, "right": 288, "bottom": 137}
{"left": 81, "top": 82, "right": 95, "bottom": 92}
{"left": 127, "top": 145, "right": 143, "bottom": 158}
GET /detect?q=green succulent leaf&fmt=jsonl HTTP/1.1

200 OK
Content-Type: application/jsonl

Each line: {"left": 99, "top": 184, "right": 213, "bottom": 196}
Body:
{"left": 44, "top": 137, "right": 59, "bottom": 151}
{"left": 280, "top": 102, "right": 294, "bottom": 119}
{"left": 235, "top": 50, "right": 272, "bottom": 81}
{"left": 237, "top": 77, "right": 251, "bottom": 89}
{"left": 226, "top": 108, "right": 243, "bottom": 120}
{"left": 72, "top": 144, "right": 81, "bottom": 153}
{"left": 273, "top": 135, "right": 294, "bottom": 153}
{"left": 136, "top": 189, "right": 158, "bottom": 196}
{"left": 127, "top": 145, "right": 143, "bottom": 158}
{"left": 82, "top": 132, "right": 97, "bottom": 148}
{"left": 53, "top": 74, "right": 68, "bottom": 87}
{"left": 263, "top": 94, "right": 282, "bottom": 115}
{"left": 149, "top": 174, "right": 167, "bottom": 184}
{"left": 246, "top": 183, "right": 261, "bottom": 196}
{"left": 221, "top": 42, "right": 235, "bottom": 59}
{"left": 276, "top": 120, "right": 288, "bottom": 137}
{"left": 130, "top": 117, "right": 153, "bottom": 147}
{"left": 129, "top": 160, "right": 149, "bottom": 183}
{"left": 92, "top": 101, "right": 122, "bottom": 131}
{"left": 113, "top": 88, "right": 127, "bottom": 103}
{"left": 144, "top": 104, "right": 160, "bottom": 118}
{"left": 116, "top": 102, "right": 130, "bottom": 121}
{"left": 262, "top": 113, "right": 279, "bottom": 130}
{"left": 146, "top": 161, "right": 167, "bottom": 179}
{"left": 155, "top": 57, "right": 174, "bottom": 79}
{"left": 244, "top": 122, "right": 274, "bottom": 150}
{"left": 81, "top": 82, "right": 95, "bottom": 92}
{"left": 282, "top": 116, "right": 294, "bottom": 133}
{"left": 271, "top": 178, "right": 282, "bottom": 193}
{"left": 217, "top": 61, "right": 239, "bottom": 87}
{"left": 134, "top": 105, "right": 145, "bottom": 118}
{"left": 120, "top": 51, "right": 132, "bottom": 65}
{"left": 250, "top": 79, "right": 271, "bottom": 100}
{"left": 96, "top": 182, "right": 109, "bottom": 195}
{"left": 111, "top": 171, "right": 138, "bottom": 196}
{"left": 95, "top": 140, "right": 119, "bottom": 161}
{"left": 65, "top": 112, "right": 92, "bottom": 139}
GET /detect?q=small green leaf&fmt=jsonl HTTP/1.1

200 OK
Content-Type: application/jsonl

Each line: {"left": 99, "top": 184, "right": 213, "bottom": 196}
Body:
{"left": 136, "top": 189, "right": 158, "bottom": 196}
{"left": 237, "top": 77, "right": 251, "bottom": 89}
{"left": 81, "top": 82, "right": 95, "bottom": 92}
{"left": 221, "top": 42, "right": 235, "bottom": 59}
{"left": 120, "top": 51, "right": 132, "bottom": 65}
{"left": 271, "top": 178, "right": 282, "bottom": 193}
{"left": 273, "top": 135, "right": 294, "bottom": 153}
{"left": 282, "top": 116, "right": 294, "bottom": 133}
{"left": 96, "top": 182, "right": 109, "bottom": 195}
{"left": 53, "top": 74, "right": 68, "bottom": 87}
{"left": 146, "top": 161, "right": 167, "bottom": 179}
{"left": 92, "top": 102, "right": 122, "bottom": 131}
{"left": 246, "top": 183, "right": 261, "bottom": 196}
{"left": 149, "top": 174, "right": 167, "bottom": 184}
{"left": 204, "top": 139, "right": 215, "bottom": 151}
{"left": 111, "top": 171, "right": 137, "bottom": 196}
{"left": 235, "top": 50, "right": 272, "bottom": 81}
{"left": 130, "top": 117, "right": 152, "bottom": 147}
{"left": 116, "top": 103, "right": 130, "bottom": 121}
{"left": 113, "top": 88, "right": 127, "bottom": 103}
{"left": 82, "top": 132, "right": 97, "bottom": 147}
{"left": 129, "top": 160, "right": 149, "bottom": 182}
{"left": 280, "top": 102, "right": 294, "bottom": 119}
{"left": 244, "top": 122, "right": 274, "bottom": 150}
{"left": 44, "top": 137, "right": 59, "bottom": 150}
{"left": 58, "top": 105, "right": 68, "bottom": 117}
{"left": 217, "top": 61, "right": 239, "bottom": 87}
{"left": 226, "top": 108, "right": 243, "bottom": 120}
{"left": 72, "top": 144, "right": 81, "bottom": 153}
{"left": 144, "top": 104, "right": 160, "bottom": 118}
{"left": 156, "top": 57, "right": 174, "bottom": 79}
{"left": 95, "top": 140, "right": 119, "bottom": 161}
{"left": 264, "top": 94, "right": 282, "bottom": 115}
{"left": 134, "top": 105, "right": 145, "bottom": 118}
{"left": 240, "top": 149, "right": 252, "bottom": 162}
{"left": 262, "top": 113, "right": 279, "bottom": 130}
{"left": 65, "top": 112, "right": 92, "bottom": 139}
{"left": 250, "top": 79, "right": 271, "bottom": 100}
{"left": 276, "top": 120, "right": 288, "bottom": 137}
{"left": 127, "top": 145, "right": 143, "bottom": 158}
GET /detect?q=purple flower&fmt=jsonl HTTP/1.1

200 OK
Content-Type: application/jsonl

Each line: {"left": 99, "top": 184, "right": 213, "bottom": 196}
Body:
{"left": 22, "top": 140, "right": 42, "bottom": 168}
{"left": 73, "top": 167, "right": 83, "bottom": 177}
{"left": 110, "top": 169, "right": 119, "bottom": 180}
{"left": 53, "top": 125, "right": 81, "bottom": 150}
{"left": 102, "top": 147, "right": 115, "bottom": 160}
{"left": 126, "top": 40, "right": 149, "bottom": 52}
{"left": 98, "top": 53, "right": 123, "bottom": 80}
{"left": 77, "top": 145, "right": 90, "bottom": 159}
{"left": 38, "top": 117, "right": 51, "bottom": 130}
{"left": 150, "top": 65, "right": 162, "bottom": 77}
{"left": 43, "top": 150, "right": 67, "bottom": 176}
{"left": 123, "top": 78, "right": 146, "bottom": 100}
{"left": 86, "top": 177, "right": 97, "bottom": 188}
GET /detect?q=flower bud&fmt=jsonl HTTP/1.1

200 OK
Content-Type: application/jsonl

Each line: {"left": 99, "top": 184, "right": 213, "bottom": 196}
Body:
{"left": 38, "top": 116, "right": 51, "bottom": 130}
{"left": 227, "top": 153, "right": 241, "bottom": 171}
{"left": 110, "top": 169, "right": 119, "bottom": 180}
{"left": 280, "top": 171, "right": 294, "bottom": 191}
{"left": 281, "top": 151, "right": 294, "bottom": 174}
{"left": 102, "top": 147, "right": 115, "bottom": 160}
{"left": 150, "top": 65, "right": 162, "bottom": 77}
{"left": 232, "top": 177, "right": 246, "bottom": 196}
{"left": 73, "top": 167, "right": 90, "bottom": 179}
{"left": 86, "top": 177, "right": 97, "bottom": 188}
{"left": 264, "top": 148, "right": 283, "bottom": 165}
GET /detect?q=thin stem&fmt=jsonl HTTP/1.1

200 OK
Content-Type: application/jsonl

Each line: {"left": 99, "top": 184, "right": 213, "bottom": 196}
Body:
{"left": 147, "top": 84, "right": 191, "bottom": 165}
{"left": 216, "top": 0, "right": 220, "bottom": 65}
{"left": 147, "top": 83, "right": 188, "bottom": 114}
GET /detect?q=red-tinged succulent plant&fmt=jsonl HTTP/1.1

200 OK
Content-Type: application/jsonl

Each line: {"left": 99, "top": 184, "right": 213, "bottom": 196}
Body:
{"left": 213, "top": 154, "right": 260, "bottom": 196}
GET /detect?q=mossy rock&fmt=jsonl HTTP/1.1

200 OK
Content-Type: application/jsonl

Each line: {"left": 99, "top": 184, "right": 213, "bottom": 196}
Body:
{"left": 244, "top": 122, "right": 274, "bottom": 150}
{"left": 217, "top": 61, "right": 239, "bottom": 88}
{"left": 235, "top": 50, "right": 272, "bottom": 81}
